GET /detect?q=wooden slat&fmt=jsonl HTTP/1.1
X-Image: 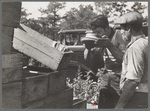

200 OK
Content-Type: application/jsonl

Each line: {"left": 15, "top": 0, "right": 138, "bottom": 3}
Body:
{"left": 2, "top": 2, "right": 21, "bottom": 28}
{"left": 13, "top": 24, "right": 72, "bottom": 70}
{"left": 43, "top": 88, "right": 73, "bottom": 108}
{"left": 2, "top": 2, "right": 14, "bottom": 12}
{"left": 2, "top": 17, "right": 19, "bottom": 28}
{"left": 73, "top": 99, "right": 87, "bottom": 109}
{"left": 20, "top": 24, "right": 56, "bottom": 47}
{"left": 22, "top": 75, "right": 48, "bottom": 105}
{"left": 2, "top": 67, "right": 22, "bottom": 83}
{"left": 24, "top": 88, "right": 73, "bottom": 109}
{"left": 2, "top": 53, "right": 23, "bottom": 68}
{"left": 2, "top": 11, "right": 13, "bottom": 20}
{"left": 20, "top": 24, "right": 65, "bottom": 52}
{"left": 13, "top": 38, "right": 60, "bottom": 70}
{"left": 2, "top": 2, "right": 21, "bottom": 14}
{"left": 2, "top": 34, "right": 13, "bottom": 54}
{"left": 2, "top": 11, "right": 20, "bottom": 22}
{"left": 2, "top": 82, "right": 22, "bottom": 109}
{"left": 57, "top": 51, "right": 73, "bottom": 70}
{"left": 13, "top": 28, "right": 62, "bottom": 61}
{"left": 48, "top": 71, "right": 66, "bottom": 94}
{"left": 2, "top": 53, "right": 23, "bottom": 83}
{"left": 2, "top": 26, "right": 14, "bottom": 36}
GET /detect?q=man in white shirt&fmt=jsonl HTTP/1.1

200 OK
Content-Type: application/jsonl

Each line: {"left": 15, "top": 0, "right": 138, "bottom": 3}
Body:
{"left": 115, "top": 11, "right": 148, "bottom": 109}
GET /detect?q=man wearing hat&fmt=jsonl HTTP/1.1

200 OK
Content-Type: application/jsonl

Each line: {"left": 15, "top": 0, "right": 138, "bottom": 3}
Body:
{"left": 89, "top": 14, "right": 130, "bottom": 108}
{"left": 81, "top": 30, "right": 104, "bottom": 81}
{"left": 114, "top": 11, "right": 148, "bottom": 108}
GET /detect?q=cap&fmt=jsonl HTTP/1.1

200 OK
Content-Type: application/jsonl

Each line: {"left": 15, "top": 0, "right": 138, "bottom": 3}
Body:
{"left": 115, "top": 12, "right": 143, "bottom": 25}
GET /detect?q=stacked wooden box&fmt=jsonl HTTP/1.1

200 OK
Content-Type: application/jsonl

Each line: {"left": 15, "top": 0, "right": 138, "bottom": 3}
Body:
{"left": 2, "top": 2, "right": 21, "bottom": 54}
{"left": 2, "top": 2, "right": 73, "bottom": 109}
{"left": 2, "top": 2, "right": 23, "bottom": 109}
{"left": 21, "top": 69, "right": 73, "bottom": 109}
{"left": 2, "top": 2, "right": 86, "bottom": 109}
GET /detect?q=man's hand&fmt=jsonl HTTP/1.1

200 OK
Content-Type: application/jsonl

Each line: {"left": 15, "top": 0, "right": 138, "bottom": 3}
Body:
{"left": 95, "top": 37, "right": 111, "bottom": 48}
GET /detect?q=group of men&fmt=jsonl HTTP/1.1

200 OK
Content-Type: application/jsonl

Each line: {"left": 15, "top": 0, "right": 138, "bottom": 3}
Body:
{"left": 81, "top": 11, "right": 148, "bottom": 109}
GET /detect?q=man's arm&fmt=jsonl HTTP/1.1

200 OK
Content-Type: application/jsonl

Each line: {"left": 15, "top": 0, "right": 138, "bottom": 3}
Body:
{"left": 115, "top": 79, "right": 139, "bottom": 109}
{"left": 107, "top": 42, "right": 124, "bottom": 63}
{"left": 95, "top": 39, "right": 124, "bottom": 63}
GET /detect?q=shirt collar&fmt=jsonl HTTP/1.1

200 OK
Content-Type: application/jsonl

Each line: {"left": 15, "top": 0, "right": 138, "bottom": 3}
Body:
{"left": 126, "top": 34, "right": 145, "bottom": 48}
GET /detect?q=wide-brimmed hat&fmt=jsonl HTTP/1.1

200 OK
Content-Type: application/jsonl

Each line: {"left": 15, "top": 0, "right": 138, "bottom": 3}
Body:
{"left": 115, "top": 11, "right": 143, "bottom": 25}
{"left": 81, "top": 30, "right": 98, "bottom": 43}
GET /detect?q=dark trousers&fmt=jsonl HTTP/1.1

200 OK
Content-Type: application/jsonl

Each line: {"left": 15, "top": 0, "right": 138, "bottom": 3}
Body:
{"left": 98, "top": 80, "right": 148, "bottom": 109}
{"left": 98, "top": 85, "right": 120, "bottom": 108}
{"left": 124, "top": 92, "right": 148, "bottom": 108}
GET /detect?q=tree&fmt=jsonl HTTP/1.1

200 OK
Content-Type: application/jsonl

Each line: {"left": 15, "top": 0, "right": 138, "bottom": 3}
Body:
{"left": 95, "top": 2, "right": 127, "bottom": 18}
{"left": 20, "top": 7, "right": 31, "bottom": 23}
{"left": 95, "top": 2, "right": 148, "bottom": 24}
{"left": 131, "top": 2, "right": 147, "bottom": 13}
{"left": 60, "top": 4, "right": 97, "bottom": 30}
{"left": 38, "top": 2, "right": 66, "bottom": 40}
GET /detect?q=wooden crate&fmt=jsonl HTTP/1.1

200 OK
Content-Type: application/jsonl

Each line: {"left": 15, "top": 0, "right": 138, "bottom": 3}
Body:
{"left": 23, "top": 68, "right": 66, "bottom": 95}
{"left": 2, "top": 53, "right": 23, "bottom": 83}
{"left": 2, "top": 17, "right": 20, "bottom": 30}
{"left": 24, "top": 88, "right": 73, "bottom": 109}
{"left": 13, "top": 24, "right": 73, "bottom": 71}
{"left": 22, "top": 74, "right": 48, "bottom": 105}
{"left": 2, "top": 2, "right": 21, "bottom": 13}
{"left": 73, "top": 99, "right": 87, "bottom": 109}
{"left": 2, "top": 26, "right": 14, "bottom": 36}
{"left": 2, "top": 34, "right": 13, "bottom": 54}
{"left": 2, "top": 82, "right": 22, "bottom": 109}
{"left": 2, "top": 2, "right": 21, "bottom": 28}
{"left": 48, "top": 70, "right": 66, "bottom": 94}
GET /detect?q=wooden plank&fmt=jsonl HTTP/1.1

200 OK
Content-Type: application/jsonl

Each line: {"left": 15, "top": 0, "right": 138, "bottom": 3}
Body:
{"left": 2, "top": 18, "right": 14, "bottom": 27}
{"left": 57, "top": 51, "right": 73, "bottom": 70}
{"left": 2, "top": 53, "right": 23, "bottom": 68}
{"left": 24, "top": 88, "right": 73, "bottom": 109}
{"left": 13, "top": 28, "right": 62, "bottom": 61}
{"left": 2, "top": 2, "right": 14, "bottom": 12}
{"left": 2, "top": 2, "right": 21, "bottom": 28}
{"left": 2, "top": 66, "right": 22, "bottom": 84}
{"left": 2, "top": 11, "right": 20, "bottom": 22}
{"left": 48, "top": 71, "right": 66, "bottom": 94}
{"left": 2, "top": 34, "right": 13, "bottom": 54}
{"left": 2, "top": 2, "right": 21, "bottom": 13}
{"left": 13, "top": 38, "right": 60, "bottom": 70}
{"left": 2, "top": 53, "right": 23, "bottom": 83}
{"left": 43, "top": 88, "right": 73, "bottom": 108}
{"left": 2, "top": 17, "right": 19, "bottom": 28}
{"left": 73, "top": 99, "right": 87, "bottom": 109}
{"left": 13, "top": 27, "right": 73, "bottom": 70}
{"left": 22, "top": 75, "right": 48, "bottom": 105}
{"left": 20, "top": 24, "right": 65, "bottom": 52}
{"left": 2, "top": 82, "right": 22, "bottom": 109}
{"left": 2, "top": 26, "right": 14, "bottom": 36}
{"left": 2, "top": 11, "right": 14, "bottom": 20}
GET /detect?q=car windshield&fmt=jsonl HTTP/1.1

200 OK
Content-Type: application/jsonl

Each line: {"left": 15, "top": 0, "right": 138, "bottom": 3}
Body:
{"left": 59, "top": 31, "right": 86, "bottom": 46}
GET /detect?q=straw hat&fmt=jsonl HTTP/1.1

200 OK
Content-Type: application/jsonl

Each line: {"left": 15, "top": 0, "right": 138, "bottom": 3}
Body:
{"left": 81, "top": 30, "right": 98, "bottom": 43}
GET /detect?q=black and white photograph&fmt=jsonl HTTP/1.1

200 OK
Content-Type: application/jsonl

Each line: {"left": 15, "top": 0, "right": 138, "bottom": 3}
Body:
{"left": 1, "top": 1, "right": 148, "bottom": 109}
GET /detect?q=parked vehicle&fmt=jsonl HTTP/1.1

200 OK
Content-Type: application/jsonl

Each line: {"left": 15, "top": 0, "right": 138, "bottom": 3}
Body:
{"left": 58, "top": 29, "right": 88, "bottom": 64}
